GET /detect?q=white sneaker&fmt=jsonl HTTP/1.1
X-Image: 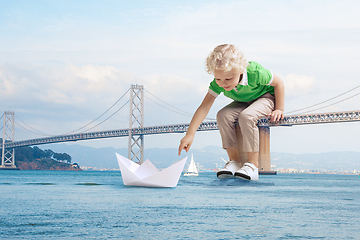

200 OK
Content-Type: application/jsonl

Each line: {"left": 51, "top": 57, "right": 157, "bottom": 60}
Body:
{"left": 234, "top": 163, "right": 259, "bottom": 181}
{"left": 217, "top": 160, "right": 242, "bottom": 179}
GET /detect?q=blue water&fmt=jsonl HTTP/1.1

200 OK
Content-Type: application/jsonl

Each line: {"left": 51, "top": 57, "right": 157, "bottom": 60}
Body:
{"left": 0, "top": 171, "right": 359, "bottom": 239}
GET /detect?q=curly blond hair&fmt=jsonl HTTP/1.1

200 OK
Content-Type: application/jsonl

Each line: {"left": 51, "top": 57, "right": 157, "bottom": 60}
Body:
{"left": 205, "top": 44, "right": 248, "bottom": 74}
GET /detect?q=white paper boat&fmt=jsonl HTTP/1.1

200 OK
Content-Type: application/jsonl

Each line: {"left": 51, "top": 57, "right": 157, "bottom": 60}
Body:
{"left": 116, "top": 153, "right": 187, "bottom": 188}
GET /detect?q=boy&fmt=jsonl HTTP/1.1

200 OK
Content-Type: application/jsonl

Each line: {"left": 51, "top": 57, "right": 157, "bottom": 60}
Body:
{"left": 178, "top": 44, "right": 285, "bottom": 181}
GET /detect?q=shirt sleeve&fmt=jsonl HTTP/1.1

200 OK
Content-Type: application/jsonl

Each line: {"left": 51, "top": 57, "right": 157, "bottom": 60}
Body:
{"left": 267, "top": 71, "right": 274, "bottom": 85}
{"left": 208, "top": 88, "right": 219, "bottom": 98}
{"left": 248, "top": 62, "right": 273, "bottom": 86}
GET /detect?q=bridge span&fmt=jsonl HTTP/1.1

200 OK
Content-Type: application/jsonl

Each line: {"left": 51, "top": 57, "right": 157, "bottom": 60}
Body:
{"left": 2, "top": 110, "right": 360, "bottom": 150}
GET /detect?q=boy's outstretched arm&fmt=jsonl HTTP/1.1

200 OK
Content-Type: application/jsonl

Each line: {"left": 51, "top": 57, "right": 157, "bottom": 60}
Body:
{"left": 178, "top": 93, "right": 216, "bottom": 155}
{"left": 269, "top": 74, "right": 285, "bottom": 122}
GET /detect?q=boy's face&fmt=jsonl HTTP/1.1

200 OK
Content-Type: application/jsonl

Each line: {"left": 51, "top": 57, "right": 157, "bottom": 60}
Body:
{"left": 214, "top": 68, "right": 242, "bottom": 91}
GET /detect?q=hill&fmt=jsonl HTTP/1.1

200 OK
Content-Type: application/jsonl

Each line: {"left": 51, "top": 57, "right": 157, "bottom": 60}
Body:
{"left": 14, "top": 146, "right": 81, "bottom": 170}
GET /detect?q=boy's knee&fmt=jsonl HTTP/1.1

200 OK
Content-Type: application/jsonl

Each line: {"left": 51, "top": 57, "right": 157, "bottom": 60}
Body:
{"left": 216, "top": 109, "right": 227, "bottom": 121}
{"left": 239, "top": 110, "right": 256, "bottom": 123}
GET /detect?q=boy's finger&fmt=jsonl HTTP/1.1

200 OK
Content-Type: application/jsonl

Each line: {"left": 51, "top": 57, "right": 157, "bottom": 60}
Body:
{"left": 178, "top": 144, "right": 183, "bottom": 155}
{"left": 271, "top": 114, "right": 276, "bottom": 122}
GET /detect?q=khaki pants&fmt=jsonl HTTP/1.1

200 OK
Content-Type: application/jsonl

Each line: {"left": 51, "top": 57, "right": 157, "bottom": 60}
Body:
{"left": 216, "top": 93, "right": 275, "bottom": 154}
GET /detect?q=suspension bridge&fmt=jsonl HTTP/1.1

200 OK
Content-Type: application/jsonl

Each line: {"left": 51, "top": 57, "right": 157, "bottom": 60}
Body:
{"left": 2, "top": 84, "right": 360, "bottom": 172}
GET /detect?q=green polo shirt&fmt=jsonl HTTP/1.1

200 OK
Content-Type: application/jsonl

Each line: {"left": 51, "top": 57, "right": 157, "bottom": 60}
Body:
{"left": 208, "top": 61, "right": 275, "bottom": 102}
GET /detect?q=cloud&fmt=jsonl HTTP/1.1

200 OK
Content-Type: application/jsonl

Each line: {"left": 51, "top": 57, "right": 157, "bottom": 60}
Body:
{"left": 143, "top": 73, "right": 206, "bottom": 101}
{"left": 0, "top": 62, "right": 208, "bottom": 134}
{"left": 56, "top": 64, "right": 132, "bottom": 102}
{"left": 282, "top": 73, "right": 318, "bottom": 97}
{"left": 0, "top": 63, "right": 134, "bottom": 107}
{"left": 0, "top": 68, "right": 16, "bottom": 96}
{"left": 0, "top": 62, "right": 139, "bottom": 135}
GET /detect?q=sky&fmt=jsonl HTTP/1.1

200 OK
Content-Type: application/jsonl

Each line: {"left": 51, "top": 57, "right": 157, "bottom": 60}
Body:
{"left": 1, "top": 0, "right": 360, "bottom": 154}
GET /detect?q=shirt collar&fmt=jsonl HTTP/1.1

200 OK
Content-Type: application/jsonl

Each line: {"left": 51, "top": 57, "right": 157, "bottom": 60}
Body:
{"left": 233, "top": 71, "right": 248, "bottom": 92}
{"left": 239, "top": 70, "right": 248, "bottom": 85}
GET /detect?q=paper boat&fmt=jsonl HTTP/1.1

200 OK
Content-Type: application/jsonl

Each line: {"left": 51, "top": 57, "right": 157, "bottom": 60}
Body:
{"left": 116, "top": 153, "right": 187, "bottom": 188}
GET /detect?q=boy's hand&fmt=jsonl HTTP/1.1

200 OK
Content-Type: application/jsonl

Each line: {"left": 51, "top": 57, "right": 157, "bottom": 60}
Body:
{"left": 178, "top": 134, "right": 194, "bottom": 155}
{"left": 269, "top": 109, "right": 284, "bottom": 122}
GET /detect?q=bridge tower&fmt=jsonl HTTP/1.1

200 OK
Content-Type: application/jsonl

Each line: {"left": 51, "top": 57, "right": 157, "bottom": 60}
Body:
{"left": 128, "top": 84, "right": 144, "bottom": 163}
{"left": 259, "top": 126, "right": 272, "bottom": 173}
{"left": 1, "top": 111, "right": 17, "bottom": 169}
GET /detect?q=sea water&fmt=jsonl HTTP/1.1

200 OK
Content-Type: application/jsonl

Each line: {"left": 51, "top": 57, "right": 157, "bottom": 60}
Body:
{"left": 0, "top": 170, "right": 359, "bottom": 239}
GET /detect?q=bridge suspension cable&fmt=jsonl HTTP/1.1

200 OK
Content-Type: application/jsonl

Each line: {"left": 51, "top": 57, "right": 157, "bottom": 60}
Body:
{"left": 64, "top": 88, "right": 130, "bottom": 134}
{"left": 291, "top": 91, "right": 360, "bottom": 115}
{"left": 82, "top": 99, "right": 130, "bottom": 132}
{"left": 15, "top": 115, "right": 54, "bottom": 136}
{"left": 144, "top": 90, "right": 215, "bottom": 121}
{"left": 286, "top": 84, "right": 360, "bottom": 114}
{"left": 0, "top": 113, "right": 3, "bottom": 131}
{"left": 8, "top": 88, "right": 131, "bottom": 138}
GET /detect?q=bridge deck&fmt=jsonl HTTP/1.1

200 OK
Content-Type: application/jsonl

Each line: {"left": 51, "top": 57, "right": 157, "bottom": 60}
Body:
{"left": 1, "top": 110, "right": 360, "bottom": 149}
